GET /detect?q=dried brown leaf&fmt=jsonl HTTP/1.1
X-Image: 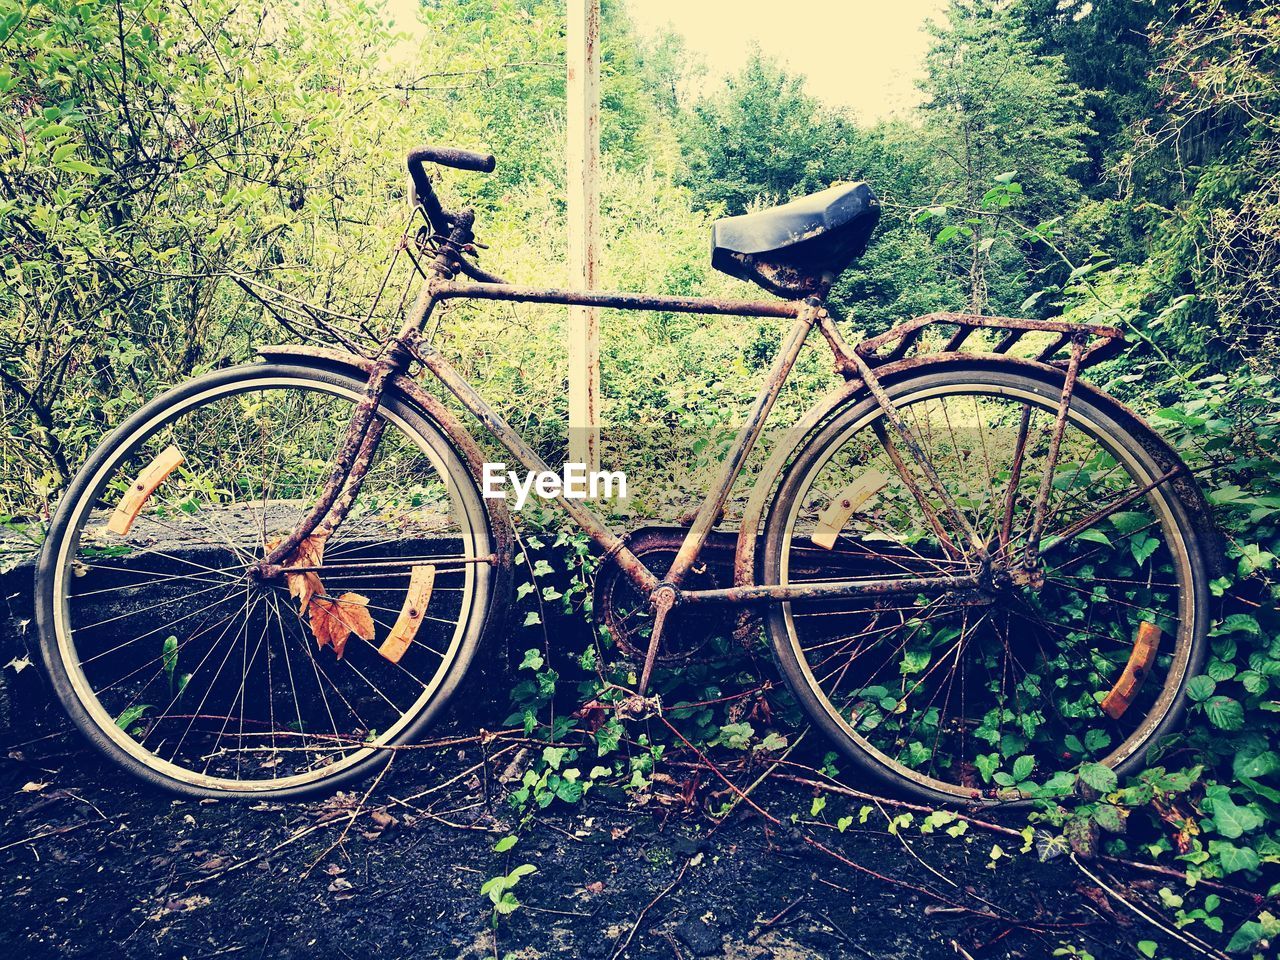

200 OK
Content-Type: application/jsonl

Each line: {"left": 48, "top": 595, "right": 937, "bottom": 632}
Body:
{"left": 309, "top": 592, "right": 375, "bottom": 659}
{"left": 266, "top": 532, "right": 330, "bottom": 614}
{"left": 286, "top": 533, "right": 328, "bottom": 613}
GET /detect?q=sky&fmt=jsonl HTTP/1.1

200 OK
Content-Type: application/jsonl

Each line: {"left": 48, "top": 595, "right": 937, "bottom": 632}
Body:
{"left": 626, "top": 0, "right": 948, "bottom": 121}
{"left": 383, "top": 0, "right": 948, "bottom": 123}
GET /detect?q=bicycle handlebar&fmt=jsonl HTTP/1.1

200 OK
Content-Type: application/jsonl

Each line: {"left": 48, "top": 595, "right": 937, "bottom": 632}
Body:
{"left": 407, "top": 145, "right": 495, "bottom": 230}
{"left": 408, "top": 145, "right": 496, "bottom": 173}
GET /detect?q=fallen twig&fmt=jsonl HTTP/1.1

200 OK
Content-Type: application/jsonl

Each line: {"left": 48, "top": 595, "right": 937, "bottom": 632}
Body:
{"left": 1099, "top": 854, "right": 1267, "bottom": 905}
{"left": 1071, "top": 853, "right": 1229, "bottom": 960}
{"left": 0, "top": 818, "right": 100, "bottom": 855}
{"left": 714, "top": 729, "right": 807, "bottom": 821}
{"left": 753, "top": 894, "right": 807, "bottom": 937}
{"left": 302, "top": 752, "right": 395, "bottom": 876}
{"left": 873, "top": 797, "right": 958, "bottom": 889}
{"left": 608, "top": 855, "right": 693, "bottom": 960}
{"left": 767, "top": 770, "right": 1024, "bottom": 840}
{"left": 657, "top": 715, "right": 1010, "bottom": 924}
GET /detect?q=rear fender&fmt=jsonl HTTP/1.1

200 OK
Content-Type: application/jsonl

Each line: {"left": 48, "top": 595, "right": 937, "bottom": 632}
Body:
{"left": 734, "top": 352, "right": 1223, "bottom": 597}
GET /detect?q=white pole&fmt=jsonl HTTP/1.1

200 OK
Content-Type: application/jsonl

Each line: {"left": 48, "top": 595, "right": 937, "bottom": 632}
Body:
{"left": 566, "top": 0, "right": 601, "bottom": 471}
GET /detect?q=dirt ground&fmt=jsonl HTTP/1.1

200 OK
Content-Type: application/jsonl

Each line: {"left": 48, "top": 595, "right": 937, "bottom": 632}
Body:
{"left": 0, "top": 701, "right": 1210, "bottom": 960}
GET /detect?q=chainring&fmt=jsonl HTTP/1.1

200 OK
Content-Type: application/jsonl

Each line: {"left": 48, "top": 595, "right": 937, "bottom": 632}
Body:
{"left": 593, "top": 527, "right": 739, "bottom": 664}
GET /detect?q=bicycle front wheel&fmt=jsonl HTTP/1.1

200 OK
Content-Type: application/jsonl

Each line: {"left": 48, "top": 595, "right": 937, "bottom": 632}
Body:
{"left": 37, "top": 363, "right": 496, "bottom": 798}
{"left": 763, "top": 362, "right": 1210, "bottom": 804}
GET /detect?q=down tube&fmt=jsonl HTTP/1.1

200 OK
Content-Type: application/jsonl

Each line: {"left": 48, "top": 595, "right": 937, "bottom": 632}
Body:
{"left": 411, "top": 337, "right": 659, "bottom": 594}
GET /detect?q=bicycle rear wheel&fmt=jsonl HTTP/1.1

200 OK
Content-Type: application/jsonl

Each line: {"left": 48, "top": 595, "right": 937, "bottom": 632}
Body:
{"left": 37, "top": 363, "right": 496, "bottom": 798}
{"left": 763, "top": 362, "right": 1210, "bottom": 804}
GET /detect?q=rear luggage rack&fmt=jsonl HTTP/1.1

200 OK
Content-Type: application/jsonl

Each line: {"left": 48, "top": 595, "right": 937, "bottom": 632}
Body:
{"left": 853, "top": 312, "right": 1125, "bottom": 370}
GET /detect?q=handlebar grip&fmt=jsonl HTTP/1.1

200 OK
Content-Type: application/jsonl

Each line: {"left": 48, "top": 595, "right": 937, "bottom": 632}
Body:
{"left": 407, "top": 145, "right": 496, "bottom": 173}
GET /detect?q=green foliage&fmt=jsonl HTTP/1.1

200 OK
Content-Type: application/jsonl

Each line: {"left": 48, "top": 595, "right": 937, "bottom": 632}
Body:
{"left": 6, "top": 0, "right": 1280, "bottom": 949}
{"left": 918, "top": 0, "right": 1093, "bottom": 313}
{"left": 679, "top": 48, "right": 860, "bottom": 215}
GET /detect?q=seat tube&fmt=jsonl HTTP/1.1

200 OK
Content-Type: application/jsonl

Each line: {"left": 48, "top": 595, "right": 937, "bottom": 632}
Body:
{"left": 664, "top": 299, "right": 822, "bottom": 587}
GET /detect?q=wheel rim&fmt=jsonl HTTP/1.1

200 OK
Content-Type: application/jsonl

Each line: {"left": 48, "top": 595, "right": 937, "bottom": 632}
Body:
{"left": 51, "top": 375, "right": 487, "bottom": 792}
{"left": 775, "top": 379, "right": 1197, "bottom": 801}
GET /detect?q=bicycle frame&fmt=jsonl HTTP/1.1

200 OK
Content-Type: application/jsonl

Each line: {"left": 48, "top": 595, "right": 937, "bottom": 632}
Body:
{"left": 257, "top": 200, "right": 1116, "bottom": 614}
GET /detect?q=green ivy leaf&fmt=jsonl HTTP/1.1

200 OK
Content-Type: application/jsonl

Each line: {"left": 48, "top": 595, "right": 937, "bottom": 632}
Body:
{"left": 1233, "top": 748, "right": 1278, "bottom": 781}
{"left": 542, "top": 745, "right": 566, "bottom": 769}
{"left": 595, "top": 718, "right": 622, "bottom": 757}
{"left": 1075, "top": 528, "right": 1112, "bottom": 548}
{"left": 713, "top": 722, "right": 754, "bottom": 750}
{"left": 1185, "top": 675, "right": 1216, "bottom": 702}
{"left": 1078, "top": 762, "right": 1117, "bottom": 794}
{"left": 1212, "top": 613, "right": 1262, "bottom": 637}
{"left": 1208, "top": 798, "right": 1263, "bottom": 839}
{"left": 1093, "top": 803, "right": 1125, "bottom": 833}
{"left": 1204, "top": 695, "right": 1245, "bottom": 731}
{"left": 974, "top": 752, "right": 999, "bottom": 783}
{"left": 1226, "top": 911, "right": 1280, "bottom": 953}
{"left": 1211, "top": 841, "right": 1260, "bottom": 876}
{"left": 1084, "top": 729, "right": 1111, "bottom": 754}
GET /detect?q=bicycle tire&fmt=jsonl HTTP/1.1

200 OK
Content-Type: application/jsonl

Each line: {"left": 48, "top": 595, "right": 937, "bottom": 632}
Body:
{"left": 762, "top": 361, "right": 1211, "bottom": 806}
{"left": 36, "top": 362, "right": 498, "bottom": 799}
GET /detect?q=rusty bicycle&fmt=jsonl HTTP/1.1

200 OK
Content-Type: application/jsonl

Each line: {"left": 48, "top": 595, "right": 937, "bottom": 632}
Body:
{"left": 36, "top": 146, "right": 1216, "bottom": 802}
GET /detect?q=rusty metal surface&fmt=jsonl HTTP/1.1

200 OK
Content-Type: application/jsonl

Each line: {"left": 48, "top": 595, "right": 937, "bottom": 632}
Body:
{"left": 730, "top": 348, "right": 1224, "bottom": 619}
{"left": 258, "top": 352, "right": 401, "bottom": 570}
{"left": 998, "top": 404, "right": 1034, "bottom": 552}
{"left": 408, "top": 334, "right": 660, "bottom": 595}
{"left": 1024, "top": 337, "right": 1085, "bottom": 565}
{"left": 849, "top": 350, "right": 988, "bottom": 562}
{"left": 682, "top": 572, "right": 982, "bottom": 604}
{"left": 665, "top": 305, "right": 820, "bottom": 587}
{"left": 254, "top": 343, "right": 516, "bottom": 576}
{"left": 255, "top": 170, "right": 1221, "bottom": 647}
{"left": 432, "top": 280, "right": 803, "bottom": 319}
{"left": 853, "top": 311, "right": 1124, "bottom": 371}
{"left": 871, "top": 420, "right": 963, "bottom": 560}
{"left": 814, "top": 310, "right": 858, "bottom": 378}
{"left": 594, "top": 526, "right": 737, "bottom": 663}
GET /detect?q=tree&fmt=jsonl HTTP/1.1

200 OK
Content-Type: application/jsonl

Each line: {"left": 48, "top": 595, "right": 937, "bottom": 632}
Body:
{"left": 919, "top": 0, "right": 1093, "bottom": 311}
{"left": 679, "top": 49, "right": 860, "bottom": 214}
{"left": 1010, "top": 0, "right": 1161, "bottom": 185}
{"left": 1138, "top": 0, "right": 1280, "bottom": 360}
